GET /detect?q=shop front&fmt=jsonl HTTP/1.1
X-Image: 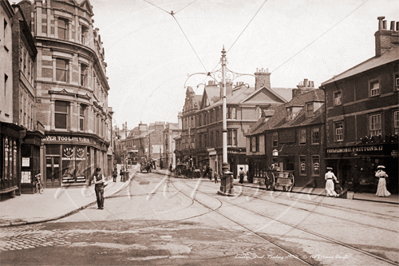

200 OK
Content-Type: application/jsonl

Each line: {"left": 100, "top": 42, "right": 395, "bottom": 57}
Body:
{"left": 0, "top": 122, "right": 25, "bottom": 199}
{"left": 20, "top": 127, "right": 45, "bottom": 193}
{"left": 42, "top": 134, "right": 109, "bottom": 187}
{"left": 326, "top": 143, "right": 398, "bottom": 193}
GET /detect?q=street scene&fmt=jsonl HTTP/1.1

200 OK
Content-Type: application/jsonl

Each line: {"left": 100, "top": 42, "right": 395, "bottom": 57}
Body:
{"left": 1, "top": 0, "right": 398, "bottom": 265}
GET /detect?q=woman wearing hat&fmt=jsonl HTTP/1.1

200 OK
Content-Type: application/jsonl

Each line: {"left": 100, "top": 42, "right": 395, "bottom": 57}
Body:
{"left": 325, "top": 167, "right": 338, "bottom": 197}
{"left": 375, "top": 165, "right": 391, "bottom": 197}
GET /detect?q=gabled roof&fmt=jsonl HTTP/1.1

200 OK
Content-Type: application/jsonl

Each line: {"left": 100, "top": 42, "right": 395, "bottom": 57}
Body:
{"left": 322, "top": 47, "right": 399, "bottom": 86}
{"left": 242, "top": 86, "right": 290, "bottom": 104}
{"left": 133, "top": 130, "right": 155, "bottom": 139}
{"left": 248, "top": 89, "right": 325, "bottom": 136}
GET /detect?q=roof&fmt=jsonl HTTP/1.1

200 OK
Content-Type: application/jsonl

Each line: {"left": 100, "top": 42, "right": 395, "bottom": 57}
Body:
{"left": 133, "top": 130, "right": 155, "bottom": 139}
{"left": 322, "top": 47, "right": 399, "bottom": 86}
{"left": 248, "top": 89, "right": 325, "bottom": 136}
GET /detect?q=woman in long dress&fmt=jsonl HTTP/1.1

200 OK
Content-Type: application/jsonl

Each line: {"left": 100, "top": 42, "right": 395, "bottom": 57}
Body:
{"left": 325, "top": 167, "right": 338, "bottom": 197}
{"left": 375, "top": 165, "right": 391, "bottom": 197}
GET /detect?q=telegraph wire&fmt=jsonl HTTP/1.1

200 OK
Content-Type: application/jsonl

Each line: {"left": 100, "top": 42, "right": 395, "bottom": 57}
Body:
{"left": 271, "top": 0, "right": 369, "bottom": 74}
{"left": 142, "top": 0, "right": 169, "bottom": 14}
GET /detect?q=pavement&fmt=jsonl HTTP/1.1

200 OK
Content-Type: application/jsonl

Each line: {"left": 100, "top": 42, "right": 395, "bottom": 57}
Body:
{"left": 0, "top": 165, "right": 138, "bottom": 227}
{"left": 0, "top": 166, "right": 397, "bottom": 228}
{"left": 157, "top": 169, "right": 399, "bottom": 205}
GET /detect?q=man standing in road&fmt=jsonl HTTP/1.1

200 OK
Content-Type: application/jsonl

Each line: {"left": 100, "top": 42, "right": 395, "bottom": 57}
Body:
{"left": 93, "top": 168, "right": 106, "bottom": 209}
{"left": 239, "top": 167, "right": 245, "bottom": 184}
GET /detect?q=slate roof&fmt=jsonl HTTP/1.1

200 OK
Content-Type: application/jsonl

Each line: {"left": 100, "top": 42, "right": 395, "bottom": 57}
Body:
{"left": 322, "top": 47, "right": 399, "bottom": 86}
{"left": 247, "top": 89, "right": 325, "bottom": 136}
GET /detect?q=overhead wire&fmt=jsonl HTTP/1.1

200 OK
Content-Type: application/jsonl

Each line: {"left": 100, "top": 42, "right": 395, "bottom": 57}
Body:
{"left": 142, "top": 0, "right": 207, "bottom": 72}
{"left": 271, "top": 0, "right": 370, "bottom": 74}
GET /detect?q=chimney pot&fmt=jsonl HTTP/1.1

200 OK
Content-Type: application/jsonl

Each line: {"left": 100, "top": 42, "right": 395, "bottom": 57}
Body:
{"left": 396, "top": 22, "right": 399, "bottom": 31}
{"left": 390, "top": 21, "right": 395, "bottom": 30}
{"left": 383, "top": 20, "right": 387, "bottom": 30}
{"left": 378, "top": 16, "right": 385, "bottom": 30}
{"left": 304, "top": 78, "right": 308, "bottom": 87}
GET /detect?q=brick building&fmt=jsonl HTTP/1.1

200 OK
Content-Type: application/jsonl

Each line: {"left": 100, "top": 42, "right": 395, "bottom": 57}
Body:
{"left": 321, "top": 16, "right": 399, "bottom": 193}
{"left": 19, "top": 0, "right": 113, "bottom": 187}
{"left": 176, "top": 69, "right": 293, "bottom": 178}
{"left": 246, "top": 81, "right": 326, "bottom": 188}
{"left": 163, "top": 122, "right": 181, "bottom": 169}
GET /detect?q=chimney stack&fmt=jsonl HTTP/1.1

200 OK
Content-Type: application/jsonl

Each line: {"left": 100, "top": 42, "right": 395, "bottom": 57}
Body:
{"left": 375, "top": 16, "right": 399, "bottom": 57}
{"left": 254, "top": 68, "right": 271, "bottom": 90}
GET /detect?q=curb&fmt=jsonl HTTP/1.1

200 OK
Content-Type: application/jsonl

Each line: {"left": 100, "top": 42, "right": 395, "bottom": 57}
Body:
{"left": 0, "top": 171, "right": 137, "bottom": 228}
{"left": 236, "top": 183, "right": 399, "bottom": 205}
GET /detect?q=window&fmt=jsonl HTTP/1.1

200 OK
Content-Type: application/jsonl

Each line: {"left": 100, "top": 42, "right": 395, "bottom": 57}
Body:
{"left": 370, "top": 80, "right": 380, "bottom": 97}
{"left": 58, "top": 18, "right": 68, "bottom": 40}
{"left": 306, "top": 103, "right": 314, "bottom": 117}
{"left": 227, "top": 107, "right": 237, "bottom": 119}
{"left": 3, "top": 19, "right": 7, "bottom": 38}
{"left": 216, "top": 130, "right": 220, "bottom": 146}
{"left": 286, "top": 107, "right": 292, "bottom": 120}
{"left": 335, "top": 122, "right": 344, "bottom": 142}
{"left": 228, "top": 129, "right": 237, "bottom": 146}
{"left": 204, "top": 133, "right": 207, "bottom": 147}
{"left": 395, "top": 74, "right": 399, "bottom": 91}
{"left": 56, "top": 59, "right": 69, "bottom": 82}
{"left": 334, "top": 91, "right": 342, "bottom": 105}
{"left": 299, "top": 129, "right": 306, "bottom": 144}
{"left": 299, "top": 155, "right": 306, "bottom": 176}
{"left": 210, "top": 110, "right": 213, "bottom": 123}
{"left": 55, "top": 101, "right": 68, "bottom": 129}
{"left": 311, "top": 127, "right": 320, "bottom": 144}
{"left": 210, "top": 131, "right": 214, "bottom": 147}
{"left": 81, "top": 25, "right": 88, "bottom": 44}
{"left": 4, "top": 74, "right": 8, "bottom": 99}
{"left": 198, "top": 133, "right": 202, "bottom": 148}
{"left": 312, "top": 155, "right": 320, "bottom": 176}
{"left": 369, "top": 114, "right": 381, "bottom": 136}
{"left": 272, "top": 132, "right": 278, "bottom": 147}
{"left": 80, "top": 64, "right": 88, "bottom": 86}
{"left": 215, "top": 108, "right": 219, "bottom": 121}
{"left": 251, "top": 136, "right": 258, "bottom": 152}
{"left": 79, "top": 105, "right": 86, "bottom": 131}
{"left": 395, "top": 111, "right": 399, "bottom": 134}
{"left": 198, "top": 114, "right": 202, "bottom": 126}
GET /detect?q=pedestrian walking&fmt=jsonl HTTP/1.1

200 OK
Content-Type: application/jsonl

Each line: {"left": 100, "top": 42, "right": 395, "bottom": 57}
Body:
{"left": 325, "top": 167, "right": 338, "bottom": 197}
{"left": 214, "top": 172, "right": 218, "bottom": 183}
{"left": 239, "top": 167, "right": 245, "bottom": 184}
{"left": 208, "top": 168, "right": 213, "bottom": 180}
{"left": 120, "top": 166, "right": 124, "bottom": 182}
{"left": 375, "top": 165, "right": 391, "bottom": 197}
{"left": 93, "top": 167, "right": 106, "bottom": 209}
{"left": 112, "top": 167, "right": 118, "bottom": 182}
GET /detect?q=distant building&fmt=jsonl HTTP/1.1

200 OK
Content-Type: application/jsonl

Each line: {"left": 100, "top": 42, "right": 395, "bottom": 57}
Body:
{"left": 321, "top": 16, "right": 399, "bottom": 193}
{"left": 246, "top": 80, "right": 326, "bottom": 187}
{"left": 163, "top": 122, "right": 181, "bottom": 169}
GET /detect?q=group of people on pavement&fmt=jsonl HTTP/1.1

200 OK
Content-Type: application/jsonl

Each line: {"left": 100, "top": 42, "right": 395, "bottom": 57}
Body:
{"left": 325, "top": 165, "right": 391, "bottom": 198}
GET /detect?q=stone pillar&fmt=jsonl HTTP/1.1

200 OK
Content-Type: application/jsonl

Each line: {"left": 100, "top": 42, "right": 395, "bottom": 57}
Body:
{"left": 50, "top": 100, "right": 55, "bottom": 130}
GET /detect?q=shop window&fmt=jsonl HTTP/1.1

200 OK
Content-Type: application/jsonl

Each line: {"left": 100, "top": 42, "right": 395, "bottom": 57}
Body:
{"left": 62, "top": 146, "right": 87, "bottom": 184}
{"left": 58, "top": 18, "right": 68, "bottom": 40}
{"left": 80, "top": 64, "right": 88, "bottom": 86}
{"left": 272, "top": 132, "right": 278, "bottom": 147}
{"left": 311, "top": 127, "right": 320, "bottom": 144}
{"left": 299, "top": 129, "right": 306, "bottom": 144}
{"left": 79, "top": 104, "right": 86, "bottom": 131}
{"left": 394, "top": 111, "right": 399, "bottom": 135}
{"left": 56, "top": 58, "right": 69, "bottom": 82}
{"left": 55, "top": 101, "right": 69, "bottom": 129}
{"left": 369, "top": 114, "right": 382, "bottom": 136}
{"left": 334, "top": 91, "right": 342, "bottom": 106}
{"left": 369, "top": 80, "right": 380, "bottom": 97}
{"left": 312, "top": 155, "right": 320, "bottom": 176}
{"left": 228, "top": 129, "right": 237, "bottom": 146}
{"left": 299, "top": 155, "right": 306, "bottom": 176}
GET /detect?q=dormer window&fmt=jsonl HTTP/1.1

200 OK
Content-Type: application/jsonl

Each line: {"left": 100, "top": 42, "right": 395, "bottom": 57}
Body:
{"left": 306, "top": 103, "right": 314, "bottom": 117}
{"left": 286, "top": 107, "right": 293, "bottom": 120}
{"left": 369, "top": 80, "right": 380, "bottom": 97}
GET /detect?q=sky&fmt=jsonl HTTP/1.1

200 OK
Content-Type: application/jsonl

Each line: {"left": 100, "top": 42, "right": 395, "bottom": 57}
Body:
{"left": 88, "top": 0, "right": 398, "bottom": 129}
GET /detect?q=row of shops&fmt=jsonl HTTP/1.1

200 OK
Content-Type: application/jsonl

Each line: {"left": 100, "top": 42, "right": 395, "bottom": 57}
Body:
{"left": 1, "top": 124, "right": 112, "bottom": 198}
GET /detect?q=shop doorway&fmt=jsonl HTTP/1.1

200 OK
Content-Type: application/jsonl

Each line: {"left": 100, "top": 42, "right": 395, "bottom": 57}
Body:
{"left": 46, "top": 156, "right": 61, "bottom": 187}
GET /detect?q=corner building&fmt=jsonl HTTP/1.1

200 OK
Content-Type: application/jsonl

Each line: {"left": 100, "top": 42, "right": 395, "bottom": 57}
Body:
{"left": 21, "top": 0, "right": 113, "bottom": 187}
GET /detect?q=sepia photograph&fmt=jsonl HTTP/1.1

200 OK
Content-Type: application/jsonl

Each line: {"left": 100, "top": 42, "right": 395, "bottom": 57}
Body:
{"left": 0, "top": 0, "right": 398, "bottom": 265}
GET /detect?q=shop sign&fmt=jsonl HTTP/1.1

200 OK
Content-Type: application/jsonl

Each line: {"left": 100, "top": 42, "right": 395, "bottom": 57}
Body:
{"left": 45, "top": 136, "right": 91, "bottom": 143}
{"left": 22, "top": 157, "right": 30, "bottom": 167}
{"left": 327, "top": 145, "right": 383, "bottom": 154}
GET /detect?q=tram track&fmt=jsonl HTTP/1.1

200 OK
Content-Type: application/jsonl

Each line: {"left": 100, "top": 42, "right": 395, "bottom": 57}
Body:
{"left": 157, "top": 171, "right": 398, "bottom": 265}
